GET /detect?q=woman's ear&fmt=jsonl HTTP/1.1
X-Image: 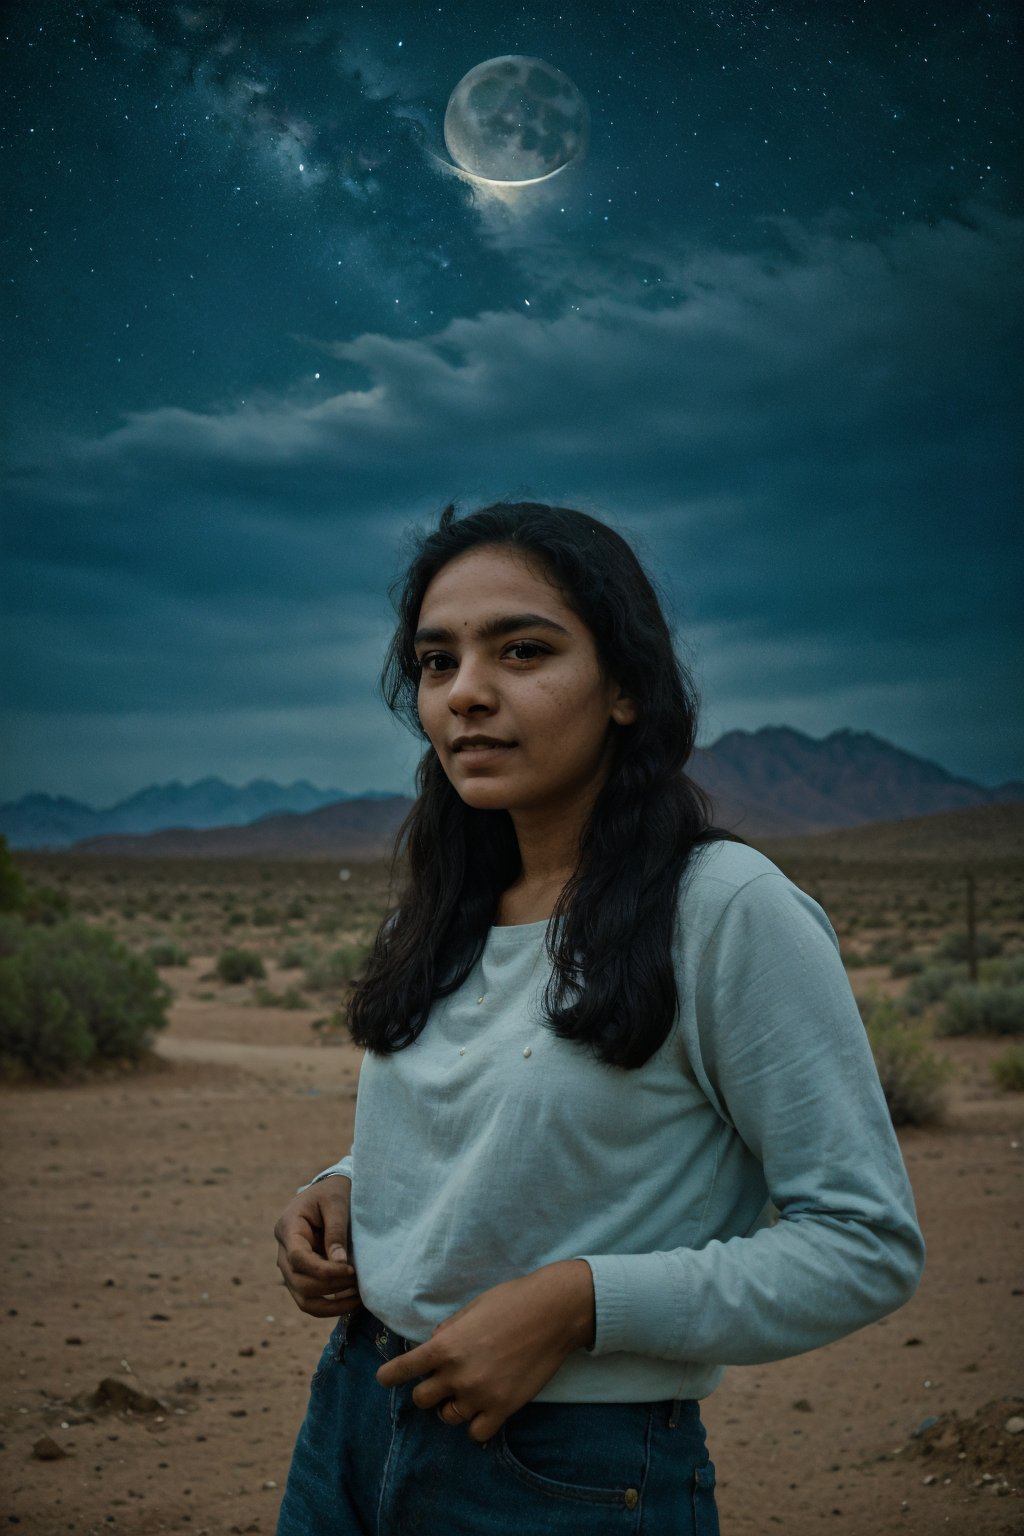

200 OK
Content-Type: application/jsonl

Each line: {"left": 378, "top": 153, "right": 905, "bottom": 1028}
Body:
{"left": 611, "top": 692, "right": 638, "bottom": 726}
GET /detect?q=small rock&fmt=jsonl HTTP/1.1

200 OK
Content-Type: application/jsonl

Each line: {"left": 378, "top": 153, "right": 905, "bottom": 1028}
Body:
{"left": 65, "top": 1336, "right": 83, "bottom": 1346}
{"left": 1005, "top": 1415, "right": 1024, "bottom": 1435}
{"left": 791, "top": 1399, "right": 813, "bottom": 1413}
{"left": 92, "top": 1376, "right": 168, "bottom": 1414}
{"left": 912, "top": 1416, "right": 939, "bottom": 1438}
{"left": 32, "top": 1434, "right": 68, "bottom": 1461}
{"left": 238, "top": 1347, "right": 255, "bottom": 1357}
{"left": 903, "top": 1337, "right": 922, "bottom": 1347}
{"left": 922, "top": 1474, "right": 937, "bottom": 1485}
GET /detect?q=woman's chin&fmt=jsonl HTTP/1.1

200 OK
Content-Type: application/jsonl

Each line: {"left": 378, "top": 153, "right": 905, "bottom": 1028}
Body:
{"left": 453, "top": 782, "right": 517, "bottom": 810}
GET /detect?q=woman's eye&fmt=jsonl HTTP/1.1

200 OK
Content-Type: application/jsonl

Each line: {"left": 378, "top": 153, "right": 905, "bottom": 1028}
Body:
{"left": 417, "top": 642, "right": 547, "bottom": 674}
{"left": 506, "top": 642, "right": 545, "bottom": 661}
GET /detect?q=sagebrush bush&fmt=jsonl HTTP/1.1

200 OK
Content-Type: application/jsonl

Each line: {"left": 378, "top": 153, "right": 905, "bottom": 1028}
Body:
{"left": 304, "top": 945, "right": 368, "bottom": 992}
{"left": 0, "top": 919, "right": 170, "bottom": 1078}
{"left": 216, "top": 948, "right": 266, "bottom": 984}
{"left": 279, "top": 942, "right": 318, "bottom": 971}
{"left": 147, "top": 940, "right": 189, "bottom": 967}
{"left": 935, "top": 929, "right": 1003, "bottom": 963}
{"left": 253, "top": 983, "right": 308, "bottom": 1009}
{"left": 903, "top": 963, "right": 968, "bottom": 1016}
{"left": 865, "top": 935, "right": 905, "bottom": 965}
{"left": 0, "top": 837, "right": 27, "bottom": 912}
{"left": 890, "top": 954, "right": 925, "bottom": 978}
{"left": 862, "top": 999, "right": 952, "bottom": 1127}
{"left": 991, "top": 1046, "right": 1024, "bottom": 1092}
{"left": 982, "top": 954, "right": 1024, "bottom": 985}
{"left": 935, "top": 983, "right": 1024, "bottom": 1037}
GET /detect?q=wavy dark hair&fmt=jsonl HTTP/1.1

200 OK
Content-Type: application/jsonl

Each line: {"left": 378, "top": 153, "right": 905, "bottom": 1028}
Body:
{"left": 346, "top": 499, "right": 742, "bottom": 1070}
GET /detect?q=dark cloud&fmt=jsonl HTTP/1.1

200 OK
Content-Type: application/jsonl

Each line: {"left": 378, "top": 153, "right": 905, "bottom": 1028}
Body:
{"left": 4, "top": 208, "right": 1021, "bottom": 794}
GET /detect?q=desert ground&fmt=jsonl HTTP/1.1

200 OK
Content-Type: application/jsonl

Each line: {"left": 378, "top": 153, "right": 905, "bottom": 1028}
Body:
{"left": 2, "top": 843, "right": 1022, "bottom": 1535}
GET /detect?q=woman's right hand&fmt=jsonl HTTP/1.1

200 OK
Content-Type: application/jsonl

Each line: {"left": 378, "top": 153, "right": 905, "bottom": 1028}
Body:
{"left": 274, "top": 1175, "right": 363, "bottom": 1317}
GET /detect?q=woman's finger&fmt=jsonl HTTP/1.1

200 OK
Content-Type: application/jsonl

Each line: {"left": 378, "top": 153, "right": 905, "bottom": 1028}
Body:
{"left": 411, "top": 1377, "right": 454, "bottom": 1412}
{"left": 285, "top": 1242, "right": 355, "bottom": 1285}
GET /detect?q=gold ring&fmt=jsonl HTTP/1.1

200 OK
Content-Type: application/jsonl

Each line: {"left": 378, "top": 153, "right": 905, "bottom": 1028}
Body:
{"left": 437, "top": 1399, "right": 466, "bottom": 1423}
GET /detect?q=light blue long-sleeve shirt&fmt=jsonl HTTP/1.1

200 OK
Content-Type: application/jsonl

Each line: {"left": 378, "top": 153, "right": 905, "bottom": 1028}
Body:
{"left": 305, "top": 839, "right": 925, "bottom": 1402}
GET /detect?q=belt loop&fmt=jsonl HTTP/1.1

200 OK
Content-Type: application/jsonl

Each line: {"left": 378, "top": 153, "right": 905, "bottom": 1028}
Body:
{"left": 668, "top": 1395, "right": 683, "bottom": 1429}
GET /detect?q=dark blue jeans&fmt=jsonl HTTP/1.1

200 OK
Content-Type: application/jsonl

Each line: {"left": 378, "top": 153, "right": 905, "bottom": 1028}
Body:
{"left": 277, "top": 1303, "right": 720, "bottom": 1535}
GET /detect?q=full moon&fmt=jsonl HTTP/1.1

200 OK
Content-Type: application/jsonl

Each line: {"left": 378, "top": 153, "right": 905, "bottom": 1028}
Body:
{"left": 443, "top": 56, "right": 589, "bottom": 186}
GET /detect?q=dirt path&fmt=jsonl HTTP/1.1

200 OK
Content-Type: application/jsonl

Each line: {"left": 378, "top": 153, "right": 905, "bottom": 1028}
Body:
{"left": 1, "top": 1015, "right": 1021, "bottom": 1535}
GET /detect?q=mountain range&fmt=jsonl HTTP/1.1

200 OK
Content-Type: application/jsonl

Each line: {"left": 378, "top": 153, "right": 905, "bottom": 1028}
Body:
{"left": 3, "top": 727, "right": 1020, "bottom": 854}
{"left": 0, "top": 778, "right": 398, "bottom": 850}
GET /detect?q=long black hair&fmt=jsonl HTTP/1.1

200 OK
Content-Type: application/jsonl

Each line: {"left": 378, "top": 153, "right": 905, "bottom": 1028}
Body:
{"left": 346, "top": 499, "right": 742, "bottom": 1070}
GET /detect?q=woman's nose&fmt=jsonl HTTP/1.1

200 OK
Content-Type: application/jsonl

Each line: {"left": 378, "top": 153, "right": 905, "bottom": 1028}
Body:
{"left": 446, "top": 655, "right": 498, "bottom": 712}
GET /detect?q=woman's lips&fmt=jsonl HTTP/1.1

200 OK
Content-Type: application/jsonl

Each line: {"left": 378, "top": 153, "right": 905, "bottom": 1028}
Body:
{"left": 455, "top": 744, "right": 517, "bottom": 764}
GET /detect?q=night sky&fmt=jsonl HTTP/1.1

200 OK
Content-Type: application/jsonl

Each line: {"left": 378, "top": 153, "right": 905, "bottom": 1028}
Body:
{"left": 2, "top": 0, "right": 1021, "bottom": 806}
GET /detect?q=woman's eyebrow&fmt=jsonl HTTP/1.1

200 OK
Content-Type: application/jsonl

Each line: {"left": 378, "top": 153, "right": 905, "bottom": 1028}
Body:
{"left": 413, "top": 612, "right": 571, "bottom": 647}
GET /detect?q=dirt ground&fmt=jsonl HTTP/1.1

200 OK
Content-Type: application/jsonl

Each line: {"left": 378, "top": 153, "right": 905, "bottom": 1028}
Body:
{"left": 1, "top": 961, "right": 1022, "bottom": 1536}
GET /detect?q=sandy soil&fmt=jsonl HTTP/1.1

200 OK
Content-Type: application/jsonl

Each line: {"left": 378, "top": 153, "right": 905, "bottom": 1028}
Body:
{"left": 1, "top": 968, "right": 1022, "bottom": 1536}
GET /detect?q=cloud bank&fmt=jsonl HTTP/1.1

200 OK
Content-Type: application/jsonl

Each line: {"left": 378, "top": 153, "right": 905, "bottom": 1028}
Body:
{"left": 4, "top": 206, "right": 1022, "bottom": 798}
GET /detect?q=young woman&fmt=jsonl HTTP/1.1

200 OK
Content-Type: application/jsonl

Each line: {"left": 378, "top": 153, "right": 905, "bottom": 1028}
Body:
{"left": 273, "top": 501, "right": 925, "bottom": 1535}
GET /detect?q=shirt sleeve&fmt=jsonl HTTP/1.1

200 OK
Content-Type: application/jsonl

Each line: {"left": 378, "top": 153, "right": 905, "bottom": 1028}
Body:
{"left": 573, "top": 871, "right": 926, "bottom": 1366}
{"left": 296, "top": 1153, "right": 353, "bottom": 1195}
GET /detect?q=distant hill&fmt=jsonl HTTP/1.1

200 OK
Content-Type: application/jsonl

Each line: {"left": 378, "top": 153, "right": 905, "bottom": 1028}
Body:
{"left": 691, "top": 726, "right": 1022, "bottom": 837}
{"left": 0, "top": 777, "right": 403, "bottom": 850}
{"left": 756, "top": 802, "right": 1024, "bottom": 864}
{"left": 70, "top": 795, "right": 414, "bottom": 860}
{"left": 7, "top": 726, "right": 1021, "bottom": 856}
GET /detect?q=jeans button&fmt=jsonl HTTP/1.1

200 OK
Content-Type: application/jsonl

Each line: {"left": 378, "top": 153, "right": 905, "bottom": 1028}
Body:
{"left": 624, "top": 1488, "right": 639, "bottom": 1509}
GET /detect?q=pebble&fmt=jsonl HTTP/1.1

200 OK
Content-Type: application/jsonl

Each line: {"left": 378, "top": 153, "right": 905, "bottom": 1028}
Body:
{"left": 1005, "top": 1415, "right": 1024, "bottom": 1435}
{"left": 32, "top": 1435, "right": 68, "bottom": 1461}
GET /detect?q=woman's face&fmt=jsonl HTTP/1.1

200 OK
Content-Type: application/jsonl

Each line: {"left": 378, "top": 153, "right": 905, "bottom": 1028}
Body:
{"left": 414, "top": 544, "right": 636, "bottom": 820}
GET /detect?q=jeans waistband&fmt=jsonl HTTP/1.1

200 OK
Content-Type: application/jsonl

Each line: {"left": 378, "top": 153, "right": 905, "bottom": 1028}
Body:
{"left": 342, "top": 1304, "right": 699, "bottom": 1427}
{"left": 347, "top": 1303, "right": 418, "bottom": 1359}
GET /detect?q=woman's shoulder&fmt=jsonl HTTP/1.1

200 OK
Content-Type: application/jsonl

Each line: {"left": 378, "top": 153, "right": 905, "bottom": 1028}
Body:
{"left": 682, "top": 835, "right": 787, "bottom": 902}
{"left": 676, "top": 835, "right": 837, "bottom": 958}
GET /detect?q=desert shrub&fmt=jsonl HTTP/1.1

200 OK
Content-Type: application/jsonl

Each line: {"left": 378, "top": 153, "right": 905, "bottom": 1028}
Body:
{"left": 862, "top": 999, "right": 952, "bottom": 1127}
{"left": 226, "top": 911, "right": 247, "bottom": 928}
{"left": 284, "top": 898, "right": 308, "bottom": 921}
{"left": 253, "top": 983, "right": 307, "bottom": 1009}
{"left": 0, "top": 914, "right": 24, "bottom": 959}
{"left": 279, "top": 942, "right": 318, "bottom": 971}
{"left": 982, "top": 954, "right": 1024, "bottom": 986}
{"left": 991, "top": 1046, "right": 1024, "bottom": 1092}
{"left": 935, "top": 929, "right": 1003, "bottom": 963}
{"left": 865, "top": 935, "right": 905, "bottom": 965}
{"left": 216, "top": 948, "right": 266, "bottom": 984}
{"left": 147, "top": 940, "right": 189, "bottom": 967}
{"left": 20, "top": 884, "right": 73, "bottom": 925}
{"left": 935, "top": 983, "right": 1024, "bottom": 1037}
{"left": 251, "top": 905, "right": 277, "bottom": 927}
{"left": 0, "top": 837, "right": 27, "bottom": 912}
{"left": 0, "top": 919, "right": 170, "bottom": 1077}
{"left": 903, "top": 963, "right": 968, "bottom": 1016}
{"left": 304, "top": 944, "right": 367, "bottom": 992}
{"left": 890, "top": 954, "right": 925, "bottom": 978}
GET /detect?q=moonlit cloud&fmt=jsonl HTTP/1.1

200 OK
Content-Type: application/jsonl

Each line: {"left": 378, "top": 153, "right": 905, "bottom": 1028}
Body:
{"left": 5, "top": 209, "right": 1020, "bottom": 796}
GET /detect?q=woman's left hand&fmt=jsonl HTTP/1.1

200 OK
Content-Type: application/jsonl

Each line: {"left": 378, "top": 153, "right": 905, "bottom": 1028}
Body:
{"left": 374, "top": 1259, "right": 595, "bottom": 1443}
